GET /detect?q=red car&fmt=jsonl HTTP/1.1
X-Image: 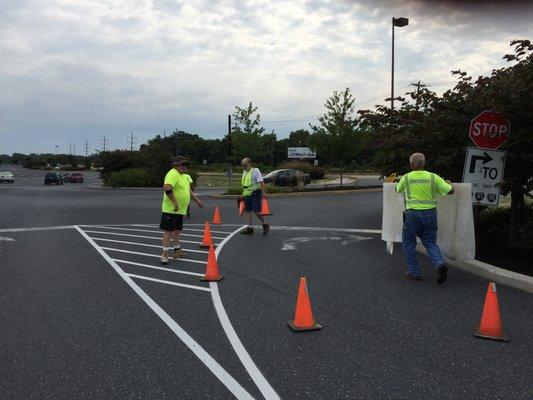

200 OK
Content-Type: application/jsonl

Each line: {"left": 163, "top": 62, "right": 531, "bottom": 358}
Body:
{"left": 68, "top": 172, "right": 84, "bottom": 183}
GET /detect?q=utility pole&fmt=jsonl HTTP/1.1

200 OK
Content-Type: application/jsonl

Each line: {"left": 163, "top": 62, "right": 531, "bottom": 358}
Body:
{"left": 129, "top": 133, "right": 137, "bottom": 152}
{"left": 228, "top": 114, "right": 232, "bottom": 187}
{"left": 410, "top": 81, "right": 427, "bottom": 111}
{"left": 101, "top": 136, "right": 108, "bottom": 152}
{"left": 175, "top": 129, "right": 178, "bottom": 156}
{"left": 85, "top": 141, "right": 89, "bottom": 157}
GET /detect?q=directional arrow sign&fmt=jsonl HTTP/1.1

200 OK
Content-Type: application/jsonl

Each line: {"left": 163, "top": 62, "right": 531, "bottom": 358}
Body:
{"left": 462, "top": 147, "right": 506, "bottom": 206}
{"left": 469, "top": 152, "right": 493, "bottom": 173}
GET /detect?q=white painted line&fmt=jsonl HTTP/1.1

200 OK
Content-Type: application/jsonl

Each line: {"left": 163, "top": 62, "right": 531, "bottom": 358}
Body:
{"left": 74, "top": 226, "right": 254, "bottom": 400}
{"left": 113, "top": 259, "right": 205, "bottom": 277}
{"left": 178, "top": 228, "right": 238, "bottom": 235}
{"left": 91, "top": 237, "right": 208, "bottom": 254}
{"left": 87, "top": 225, "right": 224, "bottom": 240}
{"left": 82, "top": 230, "right": 204, "bottom": 245}
{"left": 0, "top": 225, "right": 74, "bottom": 233}
{"left": 99, "top": 247, "right": 207, "bottom": 265}
{"left": 211, "top": 225, "right": 281, "bottom": 400}
{"left": 0, "top": 236, "right": 15, "bottom": 241}
{"left": 127, "top": 273, "right": 211, "bottom": 292}
{"left": 269, "top": 225, "right": 381, "bottom": 234}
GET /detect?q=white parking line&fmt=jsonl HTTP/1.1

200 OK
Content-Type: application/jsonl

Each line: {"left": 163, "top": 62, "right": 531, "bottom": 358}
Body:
{"left": 127, "top": 273, "right": 211, "bottom": 292}
{"left": 0, "top": 225, "right": 74, "bottom": 233}
{"left": 86, "top": 225, "right": 225, "bottom": 240}
{"left": 113, "top": 259, "right": 205, "bottom": 277}
{"left": 75, "top": 226, "right": 254, "bottom": 400}
{"left": 91, "top": 237, "right": 208, "bottom": 254}
{"left": 99, "top": 247, "right": 207, "bottom": 265}
{"left": 83, "top": 230, "right": 206, "bottom": 246}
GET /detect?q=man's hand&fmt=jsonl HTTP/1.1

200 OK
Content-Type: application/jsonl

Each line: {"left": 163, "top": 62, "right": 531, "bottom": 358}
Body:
{"left": 173, "top": 202, "right": 180, "bottom": 212}
{"left": 196, "top": 199, "right": 204, "bottom": 209}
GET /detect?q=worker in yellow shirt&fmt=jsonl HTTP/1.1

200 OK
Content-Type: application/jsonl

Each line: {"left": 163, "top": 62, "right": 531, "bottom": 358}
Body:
{"left": 396, "top": 153, "right": 454, "bottom": 284}
{"left": 160, "top": 157, "right": 203, "bottom": 264}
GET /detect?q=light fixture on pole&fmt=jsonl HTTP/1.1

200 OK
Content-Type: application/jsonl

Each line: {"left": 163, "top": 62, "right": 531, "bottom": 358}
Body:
{"left": 391, "top": 16, "right": 409, "bottom": 110}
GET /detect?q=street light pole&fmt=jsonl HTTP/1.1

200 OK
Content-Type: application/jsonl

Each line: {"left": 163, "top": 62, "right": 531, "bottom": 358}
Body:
{"left": 391, "top": 17, "right": 409, "bottom": 110}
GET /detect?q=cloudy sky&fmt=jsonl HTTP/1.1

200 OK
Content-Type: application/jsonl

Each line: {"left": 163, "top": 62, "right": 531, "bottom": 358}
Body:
{"left": 1, "top": 0, "right": 531, "bottom": 154}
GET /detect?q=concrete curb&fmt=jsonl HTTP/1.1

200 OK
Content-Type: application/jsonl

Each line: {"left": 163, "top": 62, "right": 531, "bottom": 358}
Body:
{"left": 416, "top": 244, "right": 533, "bottom": 293}
{"left": 209, "top": 187, "right": 383, "bottom": 199}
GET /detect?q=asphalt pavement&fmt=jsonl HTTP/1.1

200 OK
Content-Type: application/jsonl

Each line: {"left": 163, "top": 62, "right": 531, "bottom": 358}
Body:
{"left": 0, "top": 169, "right": 531, "bottom": 399}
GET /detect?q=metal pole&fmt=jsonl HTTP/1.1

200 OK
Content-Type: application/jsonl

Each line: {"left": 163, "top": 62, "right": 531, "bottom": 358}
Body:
{"left": 228, "top": 114, "right": 232, "bottom": 187}
{"left": 391, "top": 17, "right": 395, "bottom": 110}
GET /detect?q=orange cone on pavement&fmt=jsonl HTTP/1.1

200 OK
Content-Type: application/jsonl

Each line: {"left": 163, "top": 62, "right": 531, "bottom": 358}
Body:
{"left": 239, "top": 199, "right": 245, "bottom": 216}
{"left": 473, "top": 282, "right": 508, "bottom": 341}
{"left": 287, "top": 277, "right": 321, "bottom": 332}
{"left": 200, "top": 221, "right": 213, "bottom": 248}
{"left": 201, "top": 245, "right": 223, "bottom": 282}
{"left": 259, "top": 197, "right": 273, "bottom": 216}
{"left": 213, "top": 207, "right": 222, "bottom": 224}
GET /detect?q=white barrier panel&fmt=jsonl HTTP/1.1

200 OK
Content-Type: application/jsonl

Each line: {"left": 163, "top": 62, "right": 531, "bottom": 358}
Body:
{"left": 382, "top": 182, "right": 475, "bottom": 260}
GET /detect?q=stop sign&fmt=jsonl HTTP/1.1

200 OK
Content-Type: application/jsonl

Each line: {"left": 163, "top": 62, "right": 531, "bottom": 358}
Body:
{"left": 469, "top": 111, "right": 510, "bottom": 149}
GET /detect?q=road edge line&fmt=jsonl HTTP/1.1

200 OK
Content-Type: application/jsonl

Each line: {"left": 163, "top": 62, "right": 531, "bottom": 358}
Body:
{"left": 211, "top": 225, "right": 281, "bottom": 400}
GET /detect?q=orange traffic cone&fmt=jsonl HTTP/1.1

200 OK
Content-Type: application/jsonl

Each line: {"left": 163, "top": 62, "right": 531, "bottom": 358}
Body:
{"left": 200, "top": 221, "right": 213, "bottom": 248}
{"left": 239, "top": 199, "right": 245, "bottom": 216}
{"left": 213, "top": 207, "right": 222, "bottom": 225}
{"left": 259, "top": 197, "right": 273, "bottom": 216}
{"left": 473, "top": 282, "right": 508, "bottom": 341}
{"left": 287, "top": 277, "right": 321, "bottom": 332}
{"left": 201, "top": 245, "right": 223, "bottom": 282}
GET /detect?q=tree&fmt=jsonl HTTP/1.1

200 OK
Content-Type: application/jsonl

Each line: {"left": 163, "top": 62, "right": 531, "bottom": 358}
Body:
{"left": 309, "top": 87, "right": 368, "bottom": 184}
{"left": 231, "top": 102, "right": 271, "bottom": 164}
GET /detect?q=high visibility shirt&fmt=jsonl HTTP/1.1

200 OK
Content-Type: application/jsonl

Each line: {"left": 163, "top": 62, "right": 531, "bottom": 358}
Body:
{"left": 162, "top": 169, "right": 190, "bottom": 215}
{"left": 395, "top": 170, "right": 452, "bottom": 210}
{"left": 241, "top": 168, "right": 262, "bottom": 196}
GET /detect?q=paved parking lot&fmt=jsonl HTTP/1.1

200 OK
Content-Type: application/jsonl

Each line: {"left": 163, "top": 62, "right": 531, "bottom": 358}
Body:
{"left": 1, "top": 180, "right": 532, "bottom": 399}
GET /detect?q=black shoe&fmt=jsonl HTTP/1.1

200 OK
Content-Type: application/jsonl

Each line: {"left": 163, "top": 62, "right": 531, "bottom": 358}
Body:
{"left": 262, "top": 223, "right": 270, "bottom": 235}
{"left": 240, "top": 227, "right": 254, "bottom": 234}
{"left": 405, "top": 272, "right": 421, "bottom": 281}
{"left": 436, "top": 264, "right": 448, "bottom": 284}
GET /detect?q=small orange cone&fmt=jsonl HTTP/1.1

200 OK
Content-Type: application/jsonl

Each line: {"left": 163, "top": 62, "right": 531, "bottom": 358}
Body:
{"left": 239, "top": 199, "right": 245, "bottom": 216}
{"left": 287, "top": 277, "right": 321, "bottom": 332}
{"left": 259, "top": 197, "right": 273, "bottom": 216}
{"left": 201, "top": 245, "right": 223, "bottom": 282}
{"left": 199, "top": 221, "right": 213, "bottom": 248}
{"left": 473, "top": 282, "right": 508, "bottom": 341}
{"left": 213, "top": 207, "right": 222, "bottom": 224}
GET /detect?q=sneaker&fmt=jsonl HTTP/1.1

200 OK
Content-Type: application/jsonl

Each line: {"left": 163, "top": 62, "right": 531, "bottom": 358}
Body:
{"left": 160, "top": 252, "right": 169, "bottom": 265}
{"left": 405, "top": 272, "right": 421, "bottom": 281}
{"left": 436, "top": 264, "right": 448, "bottom": 284}
{"left": 262, "top": 223, "right": 270, "bottom": 235}
{"left": 240, "top": 227, "right": 254, "bottom": 234}
{"left": 173, "top": 248, "right": 187, "bottom": 259}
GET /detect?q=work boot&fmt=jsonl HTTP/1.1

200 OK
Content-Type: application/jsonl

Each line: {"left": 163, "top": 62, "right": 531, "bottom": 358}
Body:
{"left": 436, "top": 264, "right": 448, "bottom": 284}
{"left": 262, "top": 223, "right": 270, "bottom": 235}
{"left": 160, "top": 251, "right": 169, "bottom": 265}
{"left": 173, "top": 248, "right": 187, "bottom": 259}
{"left": 405, "top": 272, "right": 421, "bottom": 281}
{"left": 240, "top": 226, "right": 254, "bottom": 234}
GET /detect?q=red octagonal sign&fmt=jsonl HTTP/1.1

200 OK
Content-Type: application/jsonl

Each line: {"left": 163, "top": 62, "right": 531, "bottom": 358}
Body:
{"left": 469, "top": 111, "right": 510, "bottom": 150}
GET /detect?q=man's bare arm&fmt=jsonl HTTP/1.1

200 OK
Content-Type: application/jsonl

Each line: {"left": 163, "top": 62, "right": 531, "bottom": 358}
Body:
{"left": 163, "top": 184, "right": 179, "bottom": 211}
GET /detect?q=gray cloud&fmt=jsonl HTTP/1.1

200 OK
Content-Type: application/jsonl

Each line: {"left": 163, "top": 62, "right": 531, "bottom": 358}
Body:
{"left": 0, "top": 0, "right": 531, "bottom": 153}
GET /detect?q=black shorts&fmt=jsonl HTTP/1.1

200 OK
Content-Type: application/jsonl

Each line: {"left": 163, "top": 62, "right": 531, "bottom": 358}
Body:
{"left": 244, "top": 189, "right": 262, "bottom": 212}
{"left": 159, "top": 212, "right": 184, "bottom": 231}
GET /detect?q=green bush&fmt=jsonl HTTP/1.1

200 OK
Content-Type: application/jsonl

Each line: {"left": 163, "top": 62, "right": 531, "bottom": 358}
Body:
{"left": 225, "top": 185, "right": 242, "bottom": 195}
{"left": 265, "top": 184, "right": 283, "bottom": 194}
{"left": 279, "top": 161, "right": 312, "bottom": 174}
{"left": 310, "top": 166, "right": 325, "bottom": 180}
{"left": 104, "top": 168, "right": 158, "bottom": 188}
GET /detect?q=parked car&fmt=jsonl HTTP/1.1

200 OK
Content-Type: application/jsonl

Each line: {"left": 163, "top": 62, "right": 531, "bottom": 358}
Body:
{"left": 0, "top": 171, "right": 14, "bottom": 183}
{"left": 68, "top": 172, "right": 84, "bottom": 183}
{"left": 263, "top": 169, "right": 311, "bottom": 187}
{"left": 44, "top": 172, "right": 63, "bottom": 185}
